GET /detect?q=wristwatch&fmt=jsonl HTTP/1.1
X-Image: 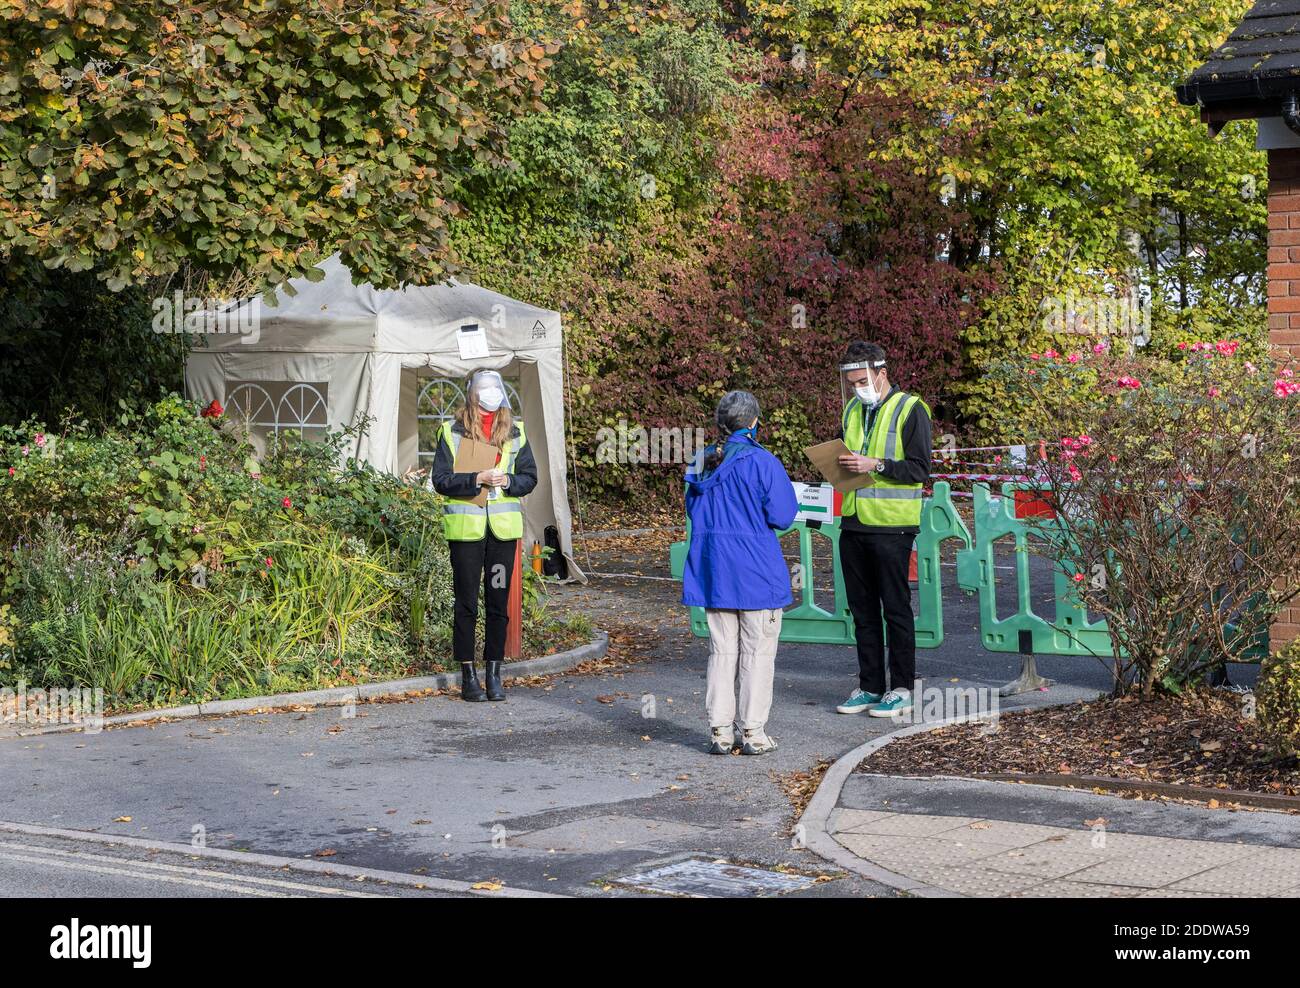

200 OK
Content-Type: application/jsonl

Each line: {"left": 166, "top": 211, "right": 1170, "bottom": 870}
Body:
{"left": 874, "top": 460, "right": 887, "bottom": 474}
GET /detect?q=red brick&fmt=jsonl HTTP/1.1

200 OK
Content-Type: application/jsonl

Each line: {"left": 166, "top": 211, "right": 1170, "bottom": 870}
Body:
{"left": 1270, "top": 624, "right": 1299, "bottom": 647}
{"left": 1270, "top": 194, "right": 1300, "bottom": 213}
{"left": 1270, "top": 330, "right": 1300, "bottom": 345}
{"left": 1268, "top": 295, "right": 1300, "bottom": 311}
{"left": 1270, "top": 150, "right": 1300, "bottom": 180}
{"left": 1269, "top": 229, "right": 1300, "bottom": 246}
{"left": 1269, "top": 212, "right": 1290, "bottom": 230}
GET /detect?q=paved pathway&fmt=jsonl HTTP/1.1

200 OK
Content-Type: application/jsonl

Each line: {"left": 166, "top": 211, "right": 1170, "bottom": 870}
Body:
{"left": 822, "top": 773, "right": 1300, "bottom": 897}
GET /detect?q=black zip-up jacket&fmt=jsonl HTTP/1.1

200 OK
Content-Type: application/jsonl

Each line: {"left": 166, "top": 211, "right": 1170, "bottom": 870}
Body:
{"left": 430, "top": 420, "right": 538, "bottom": 500}
{"left": 841, "top": 386, "right": 932, "bottom": 535}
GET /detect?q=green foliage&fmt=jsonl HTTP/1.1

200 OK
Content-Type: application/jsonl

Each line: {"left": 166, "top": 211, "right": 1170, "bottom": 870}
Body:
{"left": 1258, "top": 640, "right": 1300, "bottom": 761}
{"left": 0, "top": 255, "right": 184, "bottom": 426}
{"left": 451, "top": 0, "right": 747, "bottom": 271}
{"left": 750, "top": 0, "right": 1268, "bottom": 435}
{"left": 0, "top": 395, "right": 583, "bottom": 708}
{"left": 990, "top": 342, "right": 1300, "bottom": 696}
{"left": 0, "top": 0, "right": 553, "bottom": 291}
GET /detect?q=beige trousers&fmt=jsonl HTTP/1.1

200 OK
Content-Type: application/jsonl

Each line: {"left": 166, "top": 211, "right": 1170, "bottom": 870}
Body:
{"left": 705, "top": 607, "right": 782, "bottom": 732}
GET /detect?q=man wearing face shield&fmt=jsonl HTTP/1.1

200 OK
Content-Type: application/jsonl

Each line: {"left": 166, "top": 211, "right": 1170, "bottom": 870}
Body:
{"left": 430, "top": 368, "right": 538, "bottom": 702}
{"left": 834, "top": 341, "right": 932, "bottom": 718}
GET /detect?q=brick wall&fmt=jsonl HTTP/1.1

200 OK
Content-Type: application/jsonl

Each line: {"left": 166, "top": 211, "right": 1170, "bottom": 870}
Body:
{"left": 1267, "top": 146, "right": 1300, "bottom": 650}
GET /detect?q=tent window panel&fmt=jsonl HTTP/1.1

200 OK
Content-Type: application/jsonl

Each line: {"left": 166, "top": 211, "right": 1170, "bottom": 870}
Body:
{"left": 416, "top": 376, "right": 521, "bottom": 463}
{"left": 226, "top": 381, "right": 329, "bottom": 442}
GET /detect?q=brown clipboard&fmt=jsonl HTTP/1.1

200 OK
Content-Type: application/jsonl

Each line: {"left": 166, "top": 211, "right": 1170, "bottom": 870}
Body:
{"left": 803, "top": 438, "right": 875, "bottom": 494}
{"left": 453, "top": 436, "right": 501, "bottom": 507}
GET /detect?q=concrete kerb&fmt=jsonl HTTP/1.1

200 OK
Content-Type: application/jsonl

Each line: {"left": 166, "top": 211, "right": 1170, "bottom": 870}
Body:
{"left": 12, "top": 631, "right": 610, "bottom": 737}
{"left": 798, "top": 712, "right": 1005, "bottom": 898}
{"left": 0, "top": 820, "right": 561, "bottom": 898}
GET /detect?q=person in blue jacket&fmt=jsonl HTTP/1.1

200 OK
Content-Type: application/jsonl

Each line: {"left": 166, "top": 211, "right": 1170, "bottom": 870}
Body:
{"left": 683, "top": 391, "right": 798, "bottom": 755}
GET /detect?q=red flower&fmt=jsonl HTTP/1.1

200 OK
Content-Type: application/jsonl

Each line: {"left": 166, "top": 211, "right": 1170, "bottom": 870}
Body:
{"left": 198, "top": 454, "right": 207, "bottom": 471}
{"left": 264, "top": 556, "right": 274, "bottom": 569}
{"left": 281, "top": 497, "right": 292, "bottom": 509}
{"left": 201, "top": 399, "right": 224, "bottom": 419}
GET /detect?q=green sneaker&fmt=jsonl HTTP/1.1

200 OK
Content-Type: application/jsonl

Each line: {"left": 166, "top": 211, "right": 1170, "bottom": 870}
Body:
{"left": 867, "top": 689, "right": 913, "bottom": 718}
{"left": 836, "top": 688, "right": 882, "bottom": 714}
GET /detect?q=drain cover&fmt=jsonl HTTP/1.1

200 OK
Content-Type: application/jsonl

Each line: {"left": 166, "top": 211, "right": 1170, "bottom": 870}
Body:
{"left": 612, "top": 858, "right": 818, "bottom": 898}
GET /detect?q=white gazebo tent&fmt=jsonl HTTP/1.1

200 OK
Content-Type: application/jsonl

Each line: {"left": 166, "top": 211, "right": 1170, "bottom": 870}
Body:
{"left": 183, "top": 254, "right": 583, "bottom": 580}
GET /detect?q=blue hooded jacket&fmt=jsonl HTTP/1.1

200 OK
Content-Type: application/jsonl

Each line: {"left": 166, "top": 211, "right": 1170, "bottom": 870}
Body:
{"left": 682, "top": 433, "right": 799, "bottom": 611}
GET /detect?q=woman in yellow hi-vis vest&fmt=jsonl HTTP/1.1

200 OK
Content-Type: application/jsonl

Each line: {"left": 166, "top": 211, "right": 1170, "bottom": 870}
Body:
{"left": 430, "top": 369, "right": 537, "bottom": 702}
{"left": 833, "top": 342, "right": 932, "bottom": 719}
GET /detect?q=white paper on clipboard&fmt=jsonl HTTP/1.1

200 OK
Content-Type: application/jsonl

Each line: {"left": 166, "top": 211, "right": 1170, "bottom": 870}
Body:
{"left": 456, "top": 322, "right": 489, "bottom": 360}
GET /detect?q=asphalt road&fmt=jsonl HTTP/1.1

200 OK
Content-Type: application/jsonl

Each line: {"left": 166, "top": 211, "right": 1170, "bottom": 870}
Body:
{"left": 0, "top": 541, "right": 1145, "bottom": 899}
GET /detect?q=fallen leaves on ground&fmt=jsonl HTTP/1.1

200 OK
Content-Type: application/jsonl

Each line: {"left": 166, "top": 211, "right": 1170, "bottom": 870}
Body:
{"left": 771, "top": 758, "right": 833, "bottom": 817}
{"left": 865, "top": 689, "right": 1300, "bottom": 800}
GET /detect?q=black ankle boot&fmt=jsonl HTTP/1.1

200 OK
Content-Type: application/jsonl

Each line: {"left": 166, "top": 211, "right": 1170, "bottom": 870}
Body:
{"left": 484, "top": 661, "right": 506, "bottom": 701}
{"left": 460, "top": 662, "right": 486, "bottom": 702}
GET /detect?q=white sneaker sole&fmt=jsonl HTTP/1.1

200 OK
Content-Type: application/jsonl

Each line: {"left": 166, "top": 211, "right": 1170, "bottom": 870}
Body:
{"left": 867, "top": 705, "right": 912, "bottom": 718}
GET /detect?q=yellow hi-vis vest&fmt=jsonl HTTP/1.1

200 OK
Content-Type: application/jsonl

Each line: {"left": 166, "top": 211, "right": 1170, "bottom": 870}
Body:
{"left": 841, "top": 391, "right": 927, "bottom": 528}
{"left": 439, "top": 420, "right": 527, "bottom": 542}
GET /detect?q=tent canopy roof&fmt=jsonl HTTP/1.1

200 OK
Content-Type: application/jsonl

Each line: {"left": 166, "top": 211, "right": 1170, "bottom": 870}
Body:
{"left": 203, "top": 253, "right": 562, "bottom": 354}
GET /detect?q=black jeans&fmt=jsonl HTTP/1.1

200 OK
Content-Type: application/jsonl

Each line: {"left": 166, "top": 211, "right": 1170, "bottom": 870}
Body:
{"left": 840, "top": 529, "right": 916, "bottom": 695}
{"left": 449, "top": 532, "right": 518, "bottom": 664}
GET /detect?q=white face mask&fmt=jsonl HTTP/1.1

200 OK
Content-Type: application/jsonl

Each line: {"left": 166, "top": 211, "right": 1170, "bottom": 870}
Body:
{"left": 854, "top": 378, "right": 882, "bottom": 407}
{"left": 477, "top": 385, "right": 505, "bottom": 412}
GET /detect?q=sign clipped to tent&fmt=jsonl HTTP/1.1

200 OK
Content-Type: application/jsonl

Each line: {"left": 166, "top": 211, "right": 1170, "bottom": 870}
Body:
{"left": 457, "top": 322, "right": 490, "bottom": 360}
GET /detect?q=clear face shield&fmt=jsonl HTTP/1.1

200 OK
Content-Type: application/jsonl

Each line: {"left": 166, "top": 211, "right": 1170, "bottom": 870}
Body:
{"left": 839, "top": 358, "right": 887, "bottom": 409}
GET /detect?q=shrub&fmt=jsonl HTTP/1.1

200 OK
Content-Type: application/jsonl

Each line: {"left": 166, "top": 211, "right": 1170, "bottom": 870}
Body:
{"left": 1257, "top": 641, "right": 1300, "bottom": 761}
{"left": 991, "top": 340, "right": 1300, "bottom": 697}
{"left": 0, "top": 394, "right": 573, "bottom": 708}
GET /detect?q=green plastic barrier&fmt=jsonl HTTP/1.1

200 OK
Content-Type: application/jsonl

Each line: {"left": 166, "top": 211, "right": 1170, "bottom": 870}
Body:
{"left": 670, "top": 478, "right": 1270, "bottom": 665}
{"left": 669, "top": 481, "right": 971, "bottom": 647}
{"left": 953, "top": 482, "right": 1270, "bottom": 664}
{"left": 953, "top": 482, "right": 1110, "bottom": 657}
